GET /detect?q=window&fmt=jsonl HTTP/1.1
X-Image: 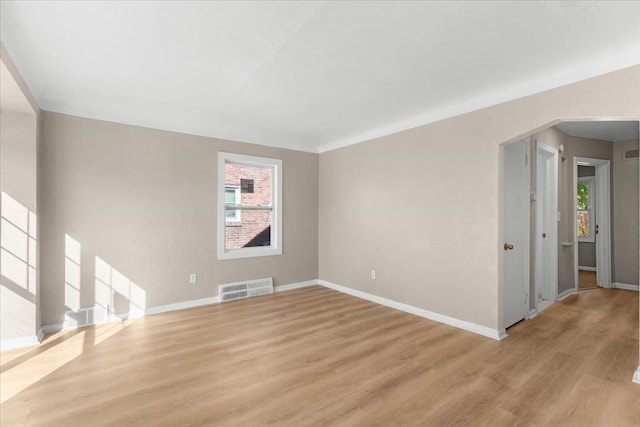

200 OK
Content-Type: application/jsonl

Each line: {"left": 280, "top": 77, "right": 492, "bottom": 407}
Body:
{"left": 241, "top": 178, "right": 254, "bottom": 193}
{"left": 218, "top": 152, "right": 282, "bottom": 260}
{"left": 577, "top": 176, "right": 595, "bottom": 243}
{"left": 225, "top": 186, "right": 240, "bottom": 222}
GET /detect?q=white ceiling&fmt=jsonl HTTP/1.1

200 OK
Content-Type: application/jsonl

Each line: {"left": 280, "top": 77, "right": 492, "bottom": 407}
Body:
{"left": 556, "top": 121, "right": 639, "bottom": 142}
{"left": 1, "top": 1, "right": 639, "bottom": 153}
{"left": 0, "top": 60, "right": 35, "bottom": 114}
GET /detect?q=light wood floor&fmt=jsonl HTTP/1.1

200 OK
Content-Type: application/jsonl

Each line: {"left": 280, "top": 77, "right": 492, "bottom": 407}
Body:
{"left": 1, "top": 286, "right": 638, "bottom": 426}
{"left": 579, "top": 270, "right": 598, "bottom": 291}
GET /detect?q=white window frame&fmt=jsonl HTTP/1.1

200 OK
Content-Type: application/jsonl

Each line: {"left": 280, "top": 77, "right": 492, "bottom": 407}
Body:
{"left": 217, "top": 152, "right": 282, "bottom": 260}
{"left": 224, "top": 186, "right": 241, "bottom": 222}
{"left": 577, "top": 176, "right": 595, "bottom": 243}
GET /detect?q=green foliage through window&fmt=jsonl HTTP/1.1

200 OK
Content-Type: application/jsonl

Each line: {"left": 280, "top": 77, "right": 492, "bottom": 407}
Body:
{"left": 577, "top": 212, "right": 589, "bottom": 238}
{"left": 577, "top": 180, "right": 592, "bottom": 239}
{"left": 577, "top": 182, "right": 589, "bottom": 210}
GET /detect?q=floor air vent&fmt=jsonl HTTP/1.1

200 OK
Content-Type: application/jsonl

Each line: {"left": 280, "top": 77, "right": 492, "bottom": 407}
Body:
{"left": 219, "top": 277, "right": 273, "bottom": 302}
{"left": 64, "top": 306, "right": 109, "bottom": 328}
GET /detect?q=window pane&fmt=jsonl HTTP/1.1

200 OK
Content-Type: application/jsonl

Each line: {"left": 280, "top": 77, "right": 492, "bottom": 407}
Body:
{"left": 577, "top": 183, "right": 589, "bottom": 210}
{"left": 225, "top": 188, "right": 238, "bottom": 220}
{"left": 577, "top": 211, "right": 589, "bottom": 237}
{"left": 225, "top": 163, "right": 272, "bottom": 206}
{"left": 225, "top": 209, "right": 271, "bottom": 250}
{"left": 225, "top": 189, "right": 236, "bottom": 204}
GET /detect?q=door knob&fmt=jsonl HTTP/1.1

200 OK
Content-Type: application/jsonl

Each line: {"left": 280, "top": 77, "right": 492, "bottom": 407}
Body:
{"left": 504, "top": 243, "right": 514, "bottom": 251}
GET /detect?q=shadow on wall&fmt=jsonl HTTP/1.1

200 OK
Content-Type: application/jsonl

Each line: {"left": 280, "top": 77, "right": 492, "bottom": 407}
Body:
{"left": 95, "top": 255, "right": 146, "bottom": 318}
{"left": 63, "top": 234, "right": 147, "bottom": 328}
{"left": 1, "top": 192, "right": 37, "bottom": 345}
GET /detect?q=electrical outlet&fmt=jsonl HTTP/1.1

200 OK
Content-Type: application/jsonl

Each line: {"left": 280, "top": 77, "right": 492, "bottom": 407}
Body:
{"left": 371, "top": 270, "right": 376, "bottom": 280}
{"left": 189, "top": 273, "right": 197, "bottom": 284}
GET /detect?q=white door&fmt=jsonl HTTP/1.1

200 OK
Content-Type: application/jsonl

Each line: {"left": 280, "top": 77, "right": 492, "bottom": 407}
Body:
{"left": 535, "top": 142, "right": 559, "bottom": 313}
{"left": 593, "top": 163, "right": 612, "bottom": 288}
{"left": 504, "top": 139, "right": 530, "bottom": 328}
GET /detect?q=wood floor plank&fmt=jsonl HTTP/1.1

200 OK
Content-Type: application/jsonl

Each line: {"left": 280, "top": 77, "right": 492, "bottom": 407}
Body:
{"left": 0, "top": 285, "right": 637, "bottom": 426}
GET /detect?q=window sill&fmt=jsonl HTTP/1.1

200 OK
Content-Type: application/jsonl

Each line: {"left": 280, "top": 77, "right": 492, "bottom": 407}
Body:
{"left": 218, "top": 246, "right": 282, "bottom": 260}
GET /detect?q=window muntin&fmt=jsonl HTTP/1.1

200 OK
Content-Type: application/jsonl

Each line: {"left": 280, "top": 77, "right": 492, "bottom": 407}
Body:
{"left": 218, "top": 152, "right": 282, "bottom": 260}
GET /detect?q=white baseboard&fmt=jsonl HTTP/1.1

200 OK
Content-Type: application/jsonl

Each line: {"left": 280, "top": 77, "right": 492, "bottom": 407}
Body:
{"left": 274, "top": 280, "right": 318, "bottom": 293}
{"left": 614, "top": 282, "right": 639, "bottom": 291}
{"left": 557, "top": 288, "right": 578, "bottom": 302}
{"left": 318, "top": 280, "right": 506, "bottom": 341}
{"left": 633, "top": 367, "right": 640, "bottom": 385}
{"left": 0, "top": 334, "right": 40, "bottom": 352}
{"left": 142, "top": 295, "right": 220, "bottom": 317}
{"left": 39, "top": 323, "right": 64, "bottom": 336}
{"left": 20, "top": 280, "right": 319, "bottom": 347}
{"left": 578, "top": 266, "right": 596, "bottom": 272}
{"left": 119, "top": 279, "right": 317, "bottom": 317}
{"left": 6, "top": 279, "right": 530, "bottom": 349}
{"left": 527, "top": 308, "right": 538, "bottom": 320}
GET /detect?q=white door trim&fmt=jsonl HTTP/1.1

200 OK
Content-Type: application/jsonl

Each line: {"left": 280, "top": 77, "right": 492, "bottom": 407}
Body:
{"left": 573, "top": 157, "right": 612, "bottom": 289}
{"left": 535, "top": 141, "right": 559, "bottom": 313}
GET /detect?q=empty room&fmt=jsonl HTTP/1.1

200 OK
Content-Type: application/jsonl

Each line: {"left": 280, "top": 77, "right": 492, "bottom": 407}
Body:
{"left": 1, "top": 1, "right": 639, "bottom": 426}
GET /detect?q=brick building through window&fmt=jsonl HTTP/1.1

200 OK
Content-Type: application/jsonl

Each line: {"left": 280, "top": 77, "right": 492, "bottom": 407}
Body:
{"left": 224, "top": 163, "right": 273, "bottom": 249}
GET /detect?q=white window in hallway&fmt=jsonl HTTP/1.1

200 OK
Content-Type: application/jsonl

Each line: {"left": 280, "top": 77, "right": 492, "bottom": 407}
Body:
{"left": 577, "top": 176, "right": 595, "bottom": 243}
{"left": 218, "top": 152, "right": 282, "bottom": 260}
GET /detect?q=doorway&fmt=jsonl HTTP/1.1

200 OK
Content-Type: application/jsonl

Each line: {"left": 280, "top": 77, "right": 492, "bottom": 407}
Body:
{"left": 577, "top": 165, "right": 597, "bottom": 290}
{"left": 535, "top": 141, "right": 559, "bottom": 314}
{"left": 573, "top": 157, "right": 612, "bottom": 291}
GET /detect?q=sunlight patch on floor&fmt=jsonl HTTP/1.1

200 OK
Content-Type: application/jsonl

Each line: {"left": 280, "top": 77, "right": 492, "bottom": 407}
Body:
{"left": 0, "top": 319, "right": 135, "bottom": 404}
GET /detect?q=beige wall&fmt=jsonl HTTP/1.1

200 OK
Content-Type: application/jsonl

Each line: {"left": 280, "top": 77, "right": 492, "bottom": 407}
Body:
{"left": 1, "top": 43, "right": 40, "bottom": 116}
{"left": 0, "top": 44, "right": 41, "bottom": 347}
{"left": 39, "top": 112, "right": 318, "bottom": 325}
{"left": 577, "top": 166, "right": 596, "bottom": 268}
{"left": 578, "top": 165, "right": 596, "bottom": 177}
{"left": 1, "top": 110, "right": 37, "bottom": 210}
{"left": 1, "top": 109, "right": 38, "bottom": 342}
{"left": 319, "top": 65, "right": 640, "bottom": 332}
{"left": 613, "top": 139, "right": 639, "bottom": 285}
{"left": 578, "top": 243, "right": 597, "bottom": 269}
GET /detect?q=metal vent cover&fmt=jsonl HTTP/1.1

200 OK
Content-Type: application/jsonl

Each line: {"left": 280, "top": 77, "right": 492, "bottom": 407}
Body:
{"left": 222, "top": 291, "right": 248, "bottom": 301}
{"left": 623, "top": 148, "right": 639, "bottom": 160}
{"left": 219, "top": 277, "right": 273, "bottom": 302}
